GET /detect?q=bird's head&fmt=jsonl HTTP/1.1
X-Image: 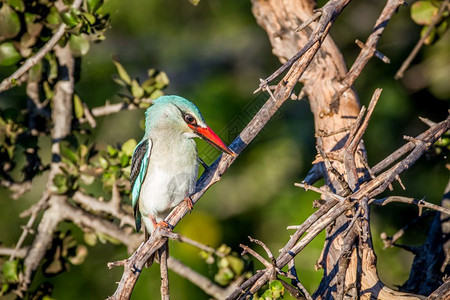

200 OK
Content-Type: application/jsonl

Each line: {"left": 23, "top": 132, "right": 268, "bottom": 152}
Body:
{"left": 146, "top": 95, "right": 236, "bottom": 156}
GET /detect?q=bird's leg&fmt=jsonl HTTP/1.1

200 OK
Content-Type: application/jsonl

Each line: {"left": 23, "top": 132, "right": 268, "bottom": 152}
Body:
{"left": 150, "top": 214, "right": 171, "bottom": 230}
{"left": 184, "top": 196, "right": 194, "bottom": 212}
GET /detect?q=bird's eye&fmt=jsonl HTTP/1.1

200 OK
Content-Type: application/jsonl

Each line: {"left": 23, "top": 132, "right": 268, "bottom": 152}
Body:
{"left": 184, "top": 114, "right": 196, "bottom": 125}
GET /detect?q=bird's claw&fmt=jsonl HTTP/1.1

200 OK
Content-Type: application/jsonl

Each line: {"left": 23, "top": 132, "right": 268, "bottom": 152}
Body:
{"left": 154, "top": 221, "right": 172, "bottom": 230}
{"left": 184, "top": 196, "right": 194, "bottom": 212}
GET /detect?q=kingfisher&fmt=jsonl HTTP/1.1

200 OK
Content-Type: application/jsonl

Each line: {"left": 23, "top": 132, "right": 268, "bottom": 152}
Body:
{"left": 130, "top": 95, "right": 235, "bottom": 236}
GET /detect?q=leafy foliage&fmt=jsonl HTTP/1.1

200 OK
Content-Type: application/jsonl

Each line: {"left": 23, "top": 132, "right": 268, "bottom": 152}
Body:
{"left": 410, "top": 0, "right": 449, "bottom": 45}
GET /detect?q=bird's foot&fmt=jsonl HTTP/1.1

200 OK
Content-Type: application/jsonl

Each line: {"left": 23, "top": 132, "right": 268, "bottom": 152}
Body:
{"left": 150, "top": 215, "right": 173, "bottom": 231}
{"left": 184, "top": 196, "right": 194, "bottom": 212}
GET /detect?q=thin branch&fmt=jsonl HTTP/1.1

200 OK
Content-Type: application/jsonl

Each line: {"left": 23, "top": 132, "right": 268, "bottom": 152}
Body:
{"left": 287, "top": 260, "right": 313, "bottom": 300}
{"left": 166, "top": 256, "right": 232, "bottom": 299}
{"left": 330, "top": 0, "right": 403, "bottom": 111}
{"left": 371, "top": 196, "right": 450, "bottom": 216}
{"left": 72, "top": 191, "right": 135, "bottom": 228}
{"left": 278, "top": 277, "right": 306, "bottom": 299}
{"left": 0, "top": 247, "right": 27, "bottom": 258}
{"left": 254, "top": 0, "right": 351, "bottom": 93}
{"left": 395, "top": 0, "right": 450, "bottom": 79}
{"left": 372, "top": 115, "right": 449, "bottom": 175}
{"left": 296, "top": 9, "right": 322, "bottom": 32}
{"left": 343, "top": 88, "right": 382, "bottom": 190}
{"left": 9, "top": 193, "right": 49, "bottom": 261}
{"left": 160, "top": 243, "right": 170, "bottom": 300}
{"left": 0, "top": 0, "right": 83, "bottom": 93}
{"left": 380, "top": 211, "right": 434, "bottom": 249}
{"left": 171, "top": 233, "right": 225, "bottom": 257}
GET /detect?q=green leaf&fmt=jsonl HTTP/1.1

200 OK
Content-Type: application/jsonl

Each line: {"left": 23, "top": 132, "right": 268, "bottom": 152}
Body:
{"left": 84, "top": 232, "right": 97, "bottom": 246}
{"left": 0, "top": 4, "right": 21, "bottom": 39}
{"left": 411, "top": 1, "right": 439, "bottom": 26}
{"left": 227, "top": 256, "right": 244, "bottom": 275}
{"left": 69, "top": 34, "right": 90, "bottom": 57}
{"left": 46, "top": 6, "right": 61, "bottom": 25}
{"left": 149, "top": 89, "right": 164, "bottom": 100}
{"left": 87, "top": 0, "right": 104, "bottom": 13}
{"left": 420, "top": 25, "right": 436, "bottom": 45}
{"left": 43, "top": 81, "right": 54, "bottom": 100}
{"left": 7, "top": 0, "right": 24, "bottom": 12}
{"left": 60, "top": 145, "right": 78, "bottom": 165}
{"left": 107, "top": 145, "right": 118, "bottom": 157}
{"left": 122, "top": 139, "right": 137, "bottom": 157}
{"left": 131, "top": 79, "right": 145, "bottom": 98}
{"left": 0, "top": 42, "right": 21, "bottom": 66}
{"left": 82, "top": 12, "right": 96, "bottom": 25}
{"left": 269, "top": 280, "right": 284, "bottom": 294}
{"left": 46, "top": 54, "right": 58, "bottom": 82}
{"left": 96, "top": 232, "right": 121, "bottom": 245}
{"left": 61, "top": 8, "right": 81, "bottom": 28}
{"left": 73, "top": 94, "right": 84, "bottom": 119}
{"left": 2, "top": 260, "right": 19, "bottom": 283}
{"left": 51, "top": 173, "right": 69, "bottom": 194}
{"left": 99, "top": 156, "right": 109, "bottom": 169}
{"left": 112, "top": 59, "right": 131, "bottom": 85}
{"left": 189, "top": 0, "right": 201, "bottom": 6}
{"left": 154, "top": 71, "right": 170, "bottom": 89}
{"left": 29, "top": 62, "right": 42, "bottom": 82}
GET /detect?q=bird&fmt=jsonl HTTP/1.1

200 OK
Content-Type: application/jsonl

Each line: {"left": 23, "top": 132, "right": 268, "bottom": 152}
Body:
{"left": 130, "top": 95, "right": 235, "bottom": 236}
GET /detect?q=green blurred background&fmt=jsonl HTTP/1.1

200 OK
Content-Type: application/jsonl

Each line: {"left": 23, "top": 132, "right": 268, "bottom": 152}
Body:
{"left": 0, "top": 0, "right": 448, "bottom": 299}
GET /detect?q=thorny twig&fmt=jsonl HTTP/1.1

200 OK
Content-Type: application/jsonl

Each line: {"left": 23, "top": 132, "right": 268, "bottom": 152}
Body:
{"left": 330, "top": 0, "right": 404, "bottom": 111}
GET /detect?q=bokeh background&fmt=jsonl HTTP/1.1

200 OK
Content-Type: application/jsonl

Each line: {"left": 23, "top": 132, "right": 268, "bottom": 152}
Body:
{"left": 0, "top": 0, "right": 448, "bottom": 299}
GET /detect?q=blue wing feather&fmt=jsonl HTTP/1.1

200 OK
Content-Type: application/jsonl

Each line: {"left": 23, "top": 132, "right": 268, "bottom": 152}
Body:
{"left": 130, "top": 138, "right": 152, "bottom": 232}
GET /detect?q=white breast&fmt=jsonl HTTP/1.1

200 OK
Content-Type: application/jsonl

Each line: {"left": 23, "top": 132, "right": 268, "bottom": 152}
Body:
{"left": 139, "top": 137, "right": 198, "bottom": 230}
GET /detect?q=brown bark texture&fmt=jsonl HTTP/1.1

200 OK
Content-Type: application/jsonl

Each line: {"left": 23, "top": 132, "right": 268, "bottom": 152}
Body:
{"left": 251, "top": 0, "right": 448, "bottom": 299}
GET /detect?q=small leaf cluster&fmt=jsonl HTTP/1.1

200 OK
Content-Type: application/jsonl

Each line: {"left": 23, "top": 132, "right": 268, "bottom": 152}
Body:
{"left": 0, "top": 108, "right": 43, "bottom": 183}
{"left": 98, "top": 138, "right": 136, "bottom": 192}
{"left": 0, "top": 258, "right": 20, "bottom": 296}
{"left": 51, "top": 140, "right": 97, "bottom": 194}
{"left": 0, "top": 0, "right": 109, "bottom": 66}
{"left": 113, "top": 59, "right": 170, "bottom": 107}
{"left": 257, "top": 280, "right": 285, "bottom": 300}
{"left": 50, "top": 138, "right": 138, "bottom": 195}
{"left": 200, "top": 244, "right": 251, "bottom": 286}
{"left": 41, "top": 230, "right": 88, "bottom": 277}
{"left": 410, "top": 0, "right": 449, "bottom": 45}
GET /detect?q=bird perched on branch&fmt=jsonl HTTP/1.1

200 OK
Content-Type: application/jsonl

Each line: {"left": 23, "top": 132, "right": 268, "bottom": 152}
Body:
{"left": 130, "top": 95, "right": 235, "bottom": 237}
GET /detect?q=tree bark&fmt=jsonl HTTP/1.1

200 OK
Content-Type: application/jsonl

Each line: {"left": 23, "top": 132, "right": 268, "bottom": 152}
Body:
{"left": 252, "top": 0, "right": 425, "bottom": 298}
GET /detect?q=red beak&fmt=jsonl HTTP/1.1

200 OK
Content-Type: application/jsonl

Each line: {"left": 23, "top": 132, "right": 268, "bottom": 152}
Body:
{"left": 190, "top": 125, "right": 236, "bottom": 156}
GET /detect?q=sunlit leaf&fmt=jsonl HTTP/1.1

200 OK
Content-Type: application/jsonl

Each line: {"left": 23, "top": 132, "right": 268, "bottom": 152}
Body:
{"left": 189, "top": 0, "right": 201, "bottom": 6}
{"left": 122, "top": 139, "right": 137, "bottom": 157}
{"left": 411, "top": 1, "right": 439, "bottom": 25}
{"left": 84, "top": 232, "right": 98, "bottom": 246}
{"left": 46, "top": 6, "right": 61, "bottom": 25}
{"left": 73, "top": 94, "right": 84, "bottom": 119}
{"left": 0, "top": 4, "right": 21, "bottom": 39}
{"left": 227, "top": 255, "right": 244, "bottom": 275}
{"left": 0, "top": 42, "right": 21, "bottom": 66}
{"left": 69, "top": 34, "right": 90, "bottom": 57}
{"left": 7, "top": 0, "right": 24, "bottom": 12}
{"left": 112, "top": 59, "right": 131, "bottom": 85}
{"left": 131, "top": 79, "right": 144, "bottom": 98}
{"left": 61, "top": 8, "right": 81, "bottom": 28}
{"left": 2, "top": 260, "right": 19, "bottom": 283}
{"left": 87, "top": 0, "right": 104, "bottom": 14}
